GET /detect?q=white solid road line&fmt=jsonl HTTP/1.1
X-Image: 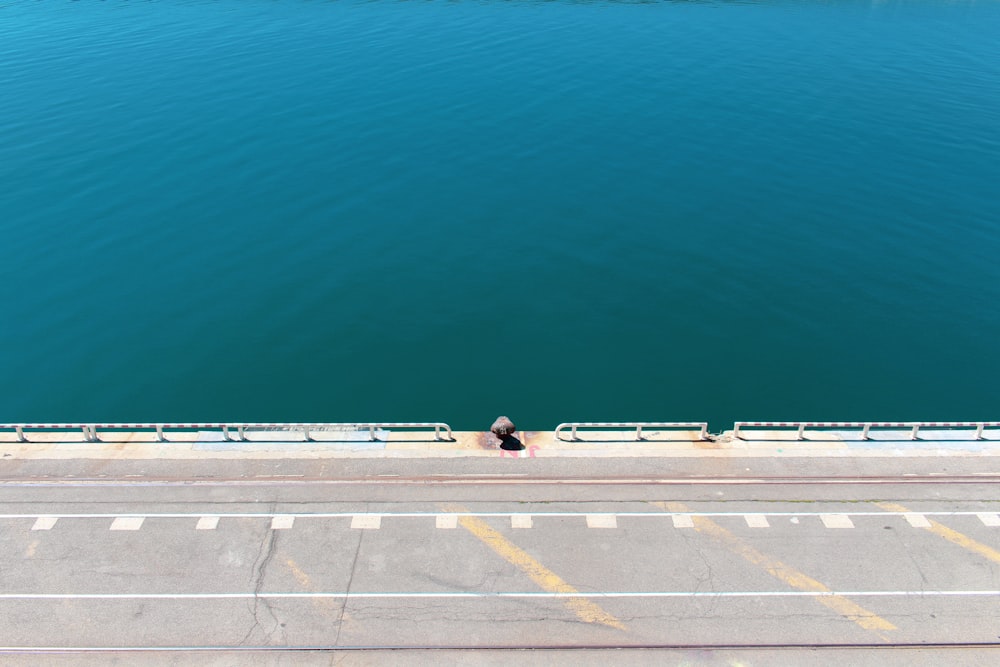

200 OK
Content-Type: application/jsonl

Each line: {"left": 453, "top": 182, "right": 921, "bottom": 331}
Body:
{"left": 0, "top": 590, "right": 997, "bottom": 600}
{"left": 1, "top": 511, "right": 997, "bottom": 519}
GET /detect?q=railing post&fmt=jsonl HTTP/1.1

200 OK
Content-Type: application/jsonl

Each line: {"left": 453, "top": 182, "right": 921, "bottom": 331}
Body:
{"left": 635, "top": 425, "right": 643, "bottom": 441}
{"left": 15, "top": 426, "right": 26, "bottom": 442}
{"left": 976, "top": 423, "right": 985, "bottom": 440}
{"left": 796, "top": 424, "right": 805, "bottom": 440}
{"left": 302, "top": 427, "right": 312, "bottom": 442}
{"left": 571, "top": 425, "right": 578, "bottom": 441}
{"left": 699, "top": 424, "right": 708, "bottom": 441}
{"left": 734, "top": 424, "right": 742, "bottom": 439}
{"left": 238, "top": 425, "right": 246, "bottom": 441}
{"left": 434, "top": 425, "right": 441, "bottom": 441}
{"left": 369, "top": 426, "right": 376, "bottom": 441}
{"left": 910, "top": 425, "right": 919, "bottom": 440}
{"left": 156, "top": 425, "right": 164, "bottom": 442}
{"left": 861, "top": 423, "right": 871, "bottom": 440}
{"left": 89, "top": 426, "right": 99, "bottom": 442}
{"left": 222, "top": 426, "right": 231, "bottom": 442}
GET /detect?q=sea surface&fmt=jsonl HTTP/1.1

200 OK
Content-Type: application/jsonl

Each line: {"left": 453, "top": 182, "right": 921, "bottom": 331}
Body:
{"left": 2, "top": 0, "right": 999, "bottom": 431}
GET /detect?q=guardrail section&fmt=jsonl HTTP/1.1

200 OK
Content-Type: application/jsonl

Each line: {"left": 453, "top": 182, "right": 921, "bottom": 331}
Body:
{"left": 733, "top": 421, "right": 1000, "bottom": 441}
{"left": 555, "top": 422, "right": 710, "bottom": 442}
{"left": 1, "top": 422, "right": 454, "bottom": 443}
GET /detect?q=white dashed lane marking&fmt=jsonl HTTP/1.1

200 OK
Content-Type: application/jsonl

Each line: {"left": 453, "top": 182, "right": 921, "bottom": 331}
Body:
{"left": 904, "top": 513, "right": 932, "bottom": 528}
{"left": 820, "top": 514, "right": 854, "bottom": 529}
{"left": 351, "top": 515, "right": 381, "bottom": 530}
{"left": 196, "top": 517, "right": 219, "bottom": 530}
{"left": 586, "top": 514, "right": 617, "bottom": 529}
{"left": 8, "top": 511, "right": 1000, "bottom": 532}
{"left": 270, "top": 516, "right": 294, "bottom": 530}
{"left": 31, "top": 517, "right": 58, "bottom": 531}
{"left": 110, "top": 517, "right": 144, "bottom": 531}
{"left": 3, "top": 590, "right": 998, "bottom": 601}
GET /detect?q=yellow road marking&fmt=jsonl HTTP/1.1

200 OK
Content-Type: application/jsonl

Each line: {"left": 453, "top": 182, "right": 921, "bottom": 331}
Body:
{"left": 442, "top": 504, "right": 624, "bottom": 630}
{"left": 285, "top": 558, "right": 312, "bottom": 588}
{"left": 285, "top": 558, "right": 340, "bottom": 618}
{"left": 24, "top": 539, "right": 38, "bottom": 559}
{"left": 877, "top": 502, "right": 1000, "bottom": 565}
{"left": 657, "top": 502, "right": 896, "bottom": 637}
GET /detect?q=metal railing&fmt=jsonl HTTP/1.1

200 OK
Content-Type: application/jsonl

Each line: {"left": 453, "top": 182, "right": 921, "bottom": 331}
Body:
{"left": 1, "top": 422, "right": 454, "bottom": 443}
{"left": 555, "top": 422, "right": 710, "bottom": 441}
{"left": 732, "top": 421, "right": 1000, "bottom": 441}
{"left": 5, "top": 420, "right": 997, "bottom": 445}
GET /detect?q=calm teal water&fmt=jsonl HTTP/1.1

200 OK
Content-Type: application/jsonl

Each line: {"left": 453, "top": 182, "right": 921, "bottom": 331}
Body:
{"left": 2, "top": 1, "right": 999, "bottom": 431}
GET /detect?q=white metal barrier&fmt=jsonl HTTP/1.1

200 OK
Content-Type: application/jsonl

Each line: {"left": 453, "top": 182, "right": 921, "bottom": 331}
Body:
{"left": 555, "top": 422, "right": 710, "bottom": 441}
{"left": 732, "top": 421, "right": 1000, "bottom": 441}
{"left": 1, "top": 422, "right": 454, "bottom": 443}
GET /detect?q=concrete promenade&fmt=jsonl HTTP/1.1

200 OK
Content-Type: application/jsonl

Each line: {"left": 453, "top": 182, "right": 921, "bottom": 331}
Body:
{"left": 4, "top": 425, "right": 1000, "bottom": 459}
{"left": 0, "top": 426, "right": 998, "bottom": 665}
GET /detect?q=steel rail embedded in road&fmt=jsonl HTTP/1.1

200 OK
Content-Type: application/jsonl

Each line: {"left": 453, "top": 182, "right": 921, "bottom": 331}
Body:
{"left": 2, "top": 642, "right": 1000, "bottom": 653}
{"left": 4, "top": 473, "right": 1000, "bottom": 487}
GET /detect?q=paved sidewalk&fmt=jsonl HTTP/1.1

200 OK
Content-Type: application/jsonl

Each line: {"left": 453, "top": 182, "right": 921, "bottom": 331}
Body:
{"left": 2, "top": 427, "right": 1000, "bottom": 461}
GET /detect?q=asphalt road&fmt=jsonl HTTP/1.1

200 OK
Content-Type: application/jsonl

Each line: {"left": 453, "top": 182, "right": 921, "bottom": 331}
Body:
{"left": 1, "top": 457, "right": 999, "bottom": 664}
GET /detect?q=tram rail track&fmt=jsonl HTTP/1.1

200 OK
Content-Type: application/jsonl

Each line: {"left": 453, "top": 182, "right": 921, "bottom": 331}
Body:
{"left": 3, "top": 641, "right": 1000, "bottom": 652}
{"left": 2, "top": 473, "right": 1000, "bottom": 487}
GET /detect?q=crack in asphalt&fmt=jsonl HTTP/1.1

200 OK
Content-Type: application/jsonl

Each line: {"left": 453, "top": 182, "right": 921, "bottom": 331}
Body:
{"left": 332, "top": 506, "right": 367, "bottom": 647}
{"left": 239, "top": 509, "right": 281, "bottom": 646}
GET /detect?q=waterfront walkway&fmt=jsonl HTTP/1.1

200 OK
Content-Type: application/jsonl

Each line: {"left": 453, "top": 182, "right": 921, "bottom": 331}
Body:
{"left": 3, "top": 424, "right": 999, "bottom": 460}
